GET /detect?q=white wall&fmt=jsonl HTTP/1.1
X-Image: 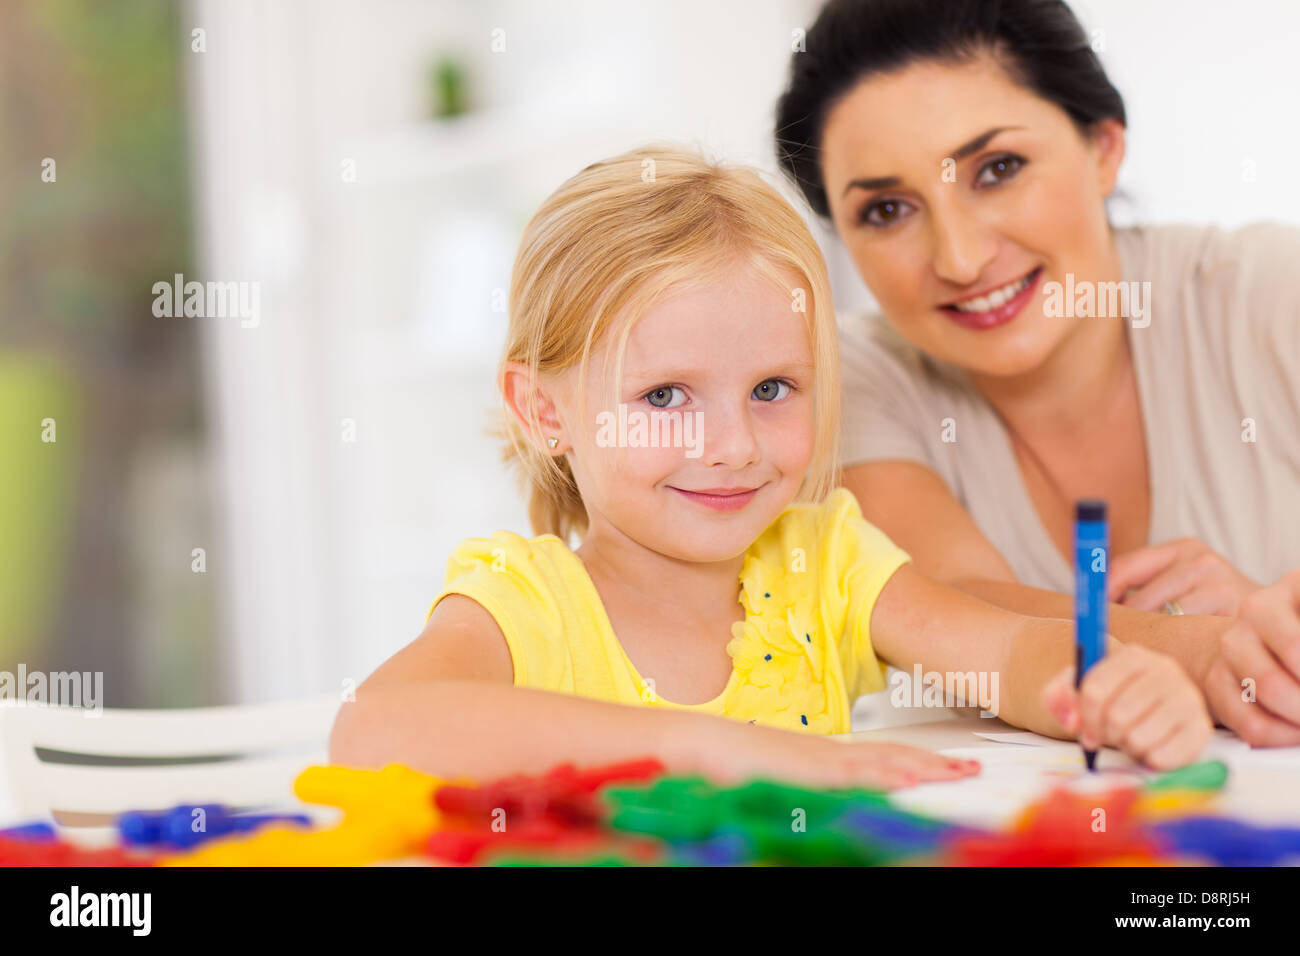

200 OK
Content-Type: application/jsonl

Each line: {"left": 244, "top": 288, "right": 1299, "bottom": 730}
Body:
{"left": 187, "top": 0, "right": 1300, "bottom": 703}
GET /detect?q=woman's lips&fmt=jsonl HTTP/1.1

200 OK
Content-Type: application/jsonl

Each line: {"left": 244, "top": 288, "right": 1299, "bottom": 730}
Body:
{"left": 669, "top": 486, "right": 760, "bottom": 513}
{"left": 939, "top": 267, "right": 1043, "bottom": 331}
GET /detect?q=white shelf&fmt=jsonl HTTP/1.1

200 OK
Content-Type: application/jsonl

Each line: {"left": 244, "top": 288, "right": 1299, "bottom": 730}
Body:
{"left": 335, "top": 98, "right": 677, "bottom": 187}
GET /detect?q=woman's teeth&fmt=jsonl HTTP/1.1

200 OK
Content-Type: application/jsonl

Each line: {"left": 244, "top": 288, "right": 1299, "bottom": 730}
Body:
{"left": 950, "top": 271, "right": 1034, "bottom": 313}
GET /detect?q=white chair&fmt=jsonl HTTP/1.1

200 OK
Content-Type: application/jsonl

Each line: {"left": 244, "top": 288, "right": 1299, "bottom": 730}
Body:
{"left": 0, "top": 693, "right": 344, "bottom": 838}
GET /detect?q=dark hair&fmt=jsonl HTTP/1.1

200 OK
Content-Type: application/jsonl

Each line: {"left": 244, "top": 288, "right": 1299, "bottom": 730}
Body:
{"left": 775, "top": 0, "right": 1127, "bottom": 218}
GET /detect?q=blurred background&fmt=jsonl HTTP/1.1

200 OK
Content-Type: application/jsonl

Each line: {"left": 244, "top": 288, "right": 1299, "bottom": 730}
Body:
{"left": 2, "top": 0, "right": 1298, "bottom": 708}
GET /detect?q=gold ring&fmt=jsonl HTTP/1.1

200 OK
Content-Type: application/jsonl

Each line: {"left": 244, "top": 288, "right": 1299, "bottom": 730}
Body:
{"left": 1164, "top": 600, "right": 1185, "bottom": 615}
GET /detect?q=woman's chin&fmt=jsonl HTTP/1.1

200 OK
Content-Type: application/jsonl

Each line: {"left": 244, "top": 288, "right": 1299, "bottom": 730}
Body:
{"left": 923, "top": 326, "right": 1063, "bottom": 380}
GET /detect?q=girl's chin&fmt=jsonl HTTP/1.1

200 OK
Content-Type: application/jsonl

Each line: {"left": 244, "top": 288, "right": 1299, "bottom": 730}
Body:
{"left": 659, "top": 529, "right": 764, "bottom": 565}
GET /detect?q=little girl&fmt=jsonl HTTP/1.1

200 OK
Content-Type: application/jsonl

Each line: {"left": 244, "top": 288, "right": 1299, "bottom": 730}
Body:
{"left": 330, "top": 146, "right": 1211, "bottom": 789}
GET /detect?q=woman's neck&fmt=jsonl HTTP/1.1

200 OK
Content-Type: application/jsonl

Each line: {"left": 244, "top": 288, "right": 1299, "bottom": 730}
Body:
{"left": 968, "top": 242, "right": 1131, "bottom": 438}
{"left": 972, "top": 315, "right": 1131, "bottom": 437}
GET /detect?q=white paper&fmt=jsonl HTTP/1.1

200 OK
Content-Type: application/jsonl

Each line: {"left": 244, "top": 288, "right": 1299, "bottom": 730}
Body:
{"left": 971, "top": 730, "right": 1074, "bottom": 748}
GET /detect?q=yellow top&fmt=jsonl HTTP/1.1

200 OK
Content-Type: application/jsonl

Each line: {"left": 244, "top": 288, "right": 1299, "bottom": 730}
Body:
{"left": 424, "top": 488, "right": 911, "bottom": 734}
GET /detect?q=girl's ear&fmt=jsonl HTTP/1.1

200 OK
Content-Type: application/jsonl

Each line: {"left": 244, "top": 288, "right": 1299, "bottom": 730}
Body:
{"left": 500, "top": 360, "right": 570, "bottom": 455}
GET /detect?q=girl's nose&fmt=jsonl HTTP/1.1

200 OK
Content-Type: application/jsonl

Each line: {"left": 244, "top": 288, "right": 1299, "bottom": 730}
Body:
{"left": 700, "top": 402, "right": 760, "bottom": 470}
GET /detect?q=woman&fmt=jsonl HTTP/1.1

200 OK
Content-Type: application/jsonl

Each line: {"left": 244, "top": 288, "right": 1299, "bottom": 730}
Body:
{"left": 775, "top": 0, "right": 1300, "bottom": 744}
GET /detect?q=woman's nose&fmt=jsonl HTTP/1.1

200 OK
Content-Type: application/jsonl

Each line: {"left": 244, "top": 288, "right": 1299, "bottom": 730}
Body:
{"left": 928, "top": 203, "right": 998, "bottom": 289}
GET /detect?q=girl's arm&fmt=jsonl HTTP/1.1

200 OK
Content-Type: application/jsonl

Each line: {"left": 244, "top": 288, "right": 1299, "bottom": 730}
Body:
{"left": 329, "top": 593, "right": 977, "bottom": 789}
{"left": 843, "top": 464, "right": 1228, "bottom": 694}
{"left": 869, "top": 564, "right": 1212, "bottom": 768}
{"left": 866, "top": 563, "right": 1070, "bottom": 734}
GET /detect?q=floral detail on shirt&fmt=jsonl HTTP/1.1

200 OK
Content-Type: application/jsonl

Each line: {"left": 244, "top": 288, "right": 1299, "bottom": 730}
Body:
{"left": 725, "top": 552, "right": 833, "bottom": 734}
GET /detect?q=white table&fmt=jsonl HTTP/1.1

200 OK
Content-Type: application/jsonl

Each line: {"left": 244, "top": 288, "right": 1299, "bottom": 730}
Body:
{"left": 9, "top": 707, "right": 1299, "bottom": 856}
{"left": 839, "top": 708, "right": 1300, "bottom": 829}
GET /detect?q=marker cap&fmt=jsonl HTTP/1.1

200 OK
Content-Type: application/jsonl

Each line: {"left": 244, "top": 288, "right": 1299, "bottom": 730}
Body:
{"left": 1075, "top": 500, "right": 1107, "bottom": 522}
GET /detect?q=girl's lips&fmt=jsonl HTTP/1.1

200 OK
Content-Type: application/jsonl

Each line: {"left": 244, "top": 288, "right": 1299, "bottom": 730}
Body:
{"left": 939, "top": 267, "right": 1043, "bottom": 331}
{"left": 669, "top": 486, "right": 760, "bottom": 513}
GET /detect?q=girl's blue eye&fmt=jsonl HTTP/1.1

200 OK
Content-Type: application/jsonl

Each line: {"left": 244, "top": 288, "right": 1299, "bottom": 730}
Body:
{"left": 753, "top": 379, "right": 790, "bottom": 402}
{"left": 645, "top": 385, "right": 686, "bottom": 409}
{"left": 975, "top": 154, "right": 1026, "bottom": 187}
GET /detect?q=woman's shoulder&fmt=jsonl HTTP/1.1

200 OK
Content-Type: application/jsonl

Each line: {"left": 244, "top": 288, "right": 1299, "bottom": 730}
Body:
{"left": 1122, "top": 220, "right": 1300, "bottom": 347}
{"left": 837, "top": 312, "right": 972, "bottom": 396}
{"left": 838, "top": 312, "right": 924, "bottom": 369}
{"left": 1120, "top": 220, "right": 1300, "bottom": 295}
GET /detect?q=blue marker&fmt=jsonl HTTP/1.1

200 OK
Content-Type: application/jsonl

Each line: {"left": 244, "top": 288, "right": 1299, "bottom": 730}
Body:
{"left": 1074, "top": 500, "right": 1108, "bottom": 772}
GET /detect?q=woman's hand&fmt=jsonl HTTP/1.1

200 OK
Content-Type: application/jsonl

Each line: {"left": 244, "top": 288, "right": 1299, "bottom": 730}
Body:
{"left": 697, "top": 720, "right": 980, "bottom": 791}
{"left": 1202, "top": 570, "right": 1300, "bottom": 746}
{"left": 1042, "top": 644, "right": 1212, "bottom": 769}
{"left": 1108, "top": 538, "right": 1259, "bottom": 616}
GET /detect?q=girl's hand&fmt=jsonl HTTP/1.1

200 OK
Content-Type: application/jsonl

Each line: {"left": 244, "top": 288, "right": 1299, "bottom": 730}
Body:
{"left": 1042, "top": 644, "right": 1212, "bottom": 770}
{"left": 1108, "top": 538, "right": 1259, "bottom": 616}
{"left": 1203, "top": 570, "right": 1300, "bottom": 746}
{"left": 697, "top": 721, "right": 980, "bottom": 791}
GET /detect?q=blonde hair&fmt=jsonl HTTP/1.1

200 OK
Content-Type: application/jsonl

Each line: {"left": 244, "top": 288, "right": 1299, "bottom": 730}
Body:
{"left": 499, "top": 143, "right": 841, "bottom": 543}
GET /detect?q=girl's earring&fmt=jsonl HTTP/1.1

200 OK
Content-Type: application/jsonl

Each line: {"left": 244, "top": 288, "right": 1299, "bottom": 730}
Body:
{"left": 546, "top": 437, "right": 559, "bottom": 450}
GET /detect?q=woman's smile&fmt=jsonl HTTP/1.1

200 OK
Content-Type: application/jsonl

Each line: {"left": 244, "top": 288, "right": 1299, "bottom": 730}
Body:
{"left": 939, "top": 266, "right": 1043, "bottom": 331}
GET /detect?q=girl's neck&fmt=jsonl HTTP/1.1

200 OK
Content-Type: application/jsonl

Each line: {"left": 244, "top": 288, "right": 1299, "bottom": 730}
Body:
{"left": 575, "top": 522, "right": 747, "bottom": 628}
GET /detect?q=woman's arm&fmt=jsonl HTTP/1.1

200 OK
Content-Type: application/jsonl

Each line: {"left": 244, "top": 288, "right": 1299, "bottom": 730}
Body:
{"left": 329, "top": 593, "right": 976, "bottom": 788}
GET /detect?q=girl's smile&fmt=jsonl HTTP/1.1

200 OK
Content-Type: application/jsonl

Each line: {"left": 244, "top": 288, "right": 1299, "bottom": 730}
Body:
{"left": 667, "top": 483, "right": 766, "bottom": 513}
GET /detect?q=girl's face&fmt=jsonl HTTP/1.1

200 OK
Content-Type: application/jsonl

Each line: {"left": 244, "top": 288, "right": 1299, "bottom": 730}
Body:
{"left": 819, "top": 52, "right": 1125, "bottom": 378}
{"left": 558, "top": 258, "right": 817, "bottom": 564}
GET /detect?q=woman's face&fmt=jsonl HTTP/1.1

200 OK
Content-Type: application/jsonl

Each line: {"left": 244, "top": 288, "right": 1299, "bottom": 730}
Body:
{"left": 820, "top": 52, "right": 1125, "bottom": 378}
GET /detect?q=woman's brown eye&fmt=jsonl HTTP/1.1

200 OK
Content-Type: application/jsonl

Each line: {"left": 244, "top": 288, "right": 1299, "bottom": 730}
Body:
{"left": 858, "top": 198, "right": 912, "bottom": 227}
{"left": 976, "top": 154, "right": 1026, "bottom": 186}
{"left": 868, "top": 200, "right": 896, "bottom": 222}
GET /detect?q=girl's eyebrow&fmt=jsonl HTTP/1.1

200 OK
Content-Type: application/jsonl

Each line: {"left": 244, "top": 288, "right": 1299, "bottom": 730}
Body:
{"left": 623, "top": 367, "right": 708, "bottom": 386}
{"left": 840, "top": 125, "right": 1026, "bottom": 197}
{"left": 625, "top": 360, "right": 814, "bottom": 387}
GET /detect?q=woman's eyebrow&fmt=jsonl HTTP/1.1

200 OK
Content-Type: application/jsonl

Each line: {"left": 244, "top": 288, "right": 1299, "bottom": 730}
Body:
{"left": 840, "top": 126, "right": 1026, "bottom": 197}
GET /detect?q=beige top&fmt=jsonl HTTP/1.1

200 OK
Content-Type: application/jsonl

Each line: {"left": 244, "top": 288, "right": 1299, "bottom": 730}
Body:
{"left": 838, "top": 221, "right": 1300, "bottom": 593}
